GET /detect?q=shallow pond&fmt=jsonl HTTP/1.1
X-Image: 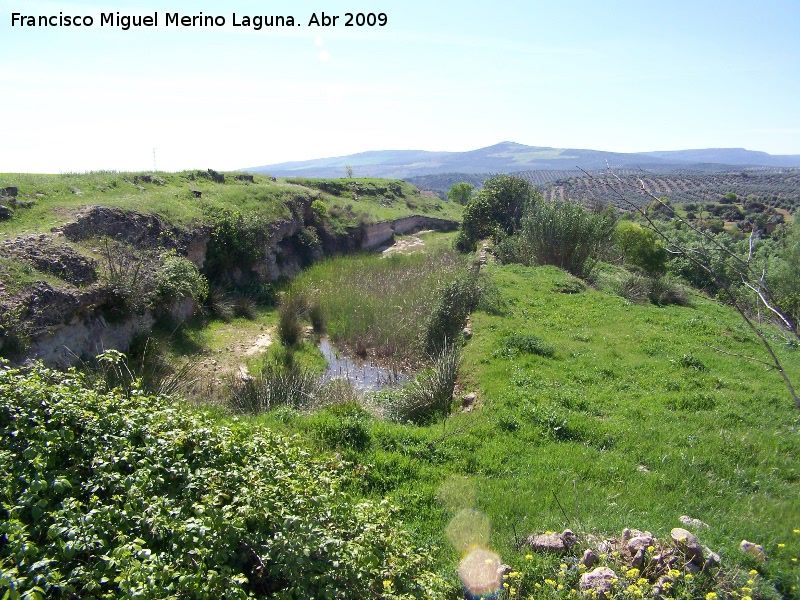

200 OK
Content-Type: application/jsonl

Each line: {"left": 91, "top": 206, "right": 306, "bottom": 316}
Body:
{"left": 318, "top": 337, "right": 406, "bottom": 392}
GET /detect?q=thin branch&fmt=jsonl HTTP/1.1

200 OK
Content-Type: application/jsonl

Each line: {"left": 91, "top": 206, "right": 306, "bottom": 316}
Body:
{"left": 704, "top": 345, "right": 775, "bottom": 369}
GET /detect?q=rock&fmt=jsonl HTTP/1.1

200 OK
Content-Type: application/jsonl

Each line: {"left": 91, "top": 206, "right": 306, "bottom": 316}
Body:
{"left": 631, "top": 548, "right": 646, "bottom": 569}
{"left": 702, "top": 548, "right": 721, "bottom": 572}
{"left": 679, "top": 516, "right": 709, "bottom": 529}
{"left": 527, "top": 530, "right": 577, "bottom": 553}
{"left": 2, "top": 186, "right": 18, "bottom": 196}
{"left": 740, "top": 540, "right": 767, "bottom": 562}
{"left": 580, "top": 549, "right": 598, "bottom": 569}
{"left": 671, "top": 528, "right": 703, "bottom": 565}
{"left": 461, "top": 393, "right": 476, "bottom": 408}
{"left": 71, "top": 188, "right": 83, "bottom": 195}
{"left": 0, "top": 205, "right": 10, "bottom": 220}
{"left": 462, "top": 326, "right": 473, "bottom": 339}
{"left": 626, "top": 532, "right": 654, "bottom": 554}
{"left": 579, "top": 567, "right": 617, "bottom": 599}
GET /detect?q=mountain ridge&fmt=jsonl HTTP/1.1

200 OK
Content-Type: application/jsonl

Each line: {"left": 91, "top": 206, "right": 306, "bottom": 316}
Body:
{"left": 244, "top": 142, "right": 800, "bottom": 178}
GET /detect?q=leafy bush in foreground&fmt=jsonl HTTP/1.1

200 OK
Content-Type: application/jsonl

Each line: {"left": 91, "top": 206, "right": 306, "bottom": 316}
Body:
{"left": 0, "top": 360, "right": 449, "bottom": 599}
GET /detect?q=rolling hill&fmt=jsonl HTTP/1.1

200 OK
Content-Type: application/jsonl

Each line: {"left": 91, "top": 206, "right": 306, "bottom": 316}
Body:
{"left": 245, "top": 142, "right": 800, "bottom": 178}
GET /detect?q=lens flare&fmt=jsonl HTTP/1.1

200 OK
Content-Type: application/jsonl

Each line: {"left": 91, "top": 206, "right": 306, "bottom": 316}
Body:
{"left": 458, "top": 546, "right": 503, "bottom": 600}
{"left": 446, "top": 508, "right": 490, "bottom": 553}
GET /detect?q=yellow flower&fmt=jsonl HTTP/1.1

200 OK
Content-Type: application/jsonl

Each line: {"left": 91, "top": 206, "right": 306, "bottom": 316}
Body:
{"left": 638, "top": 578, "right": 648, "bottom": 586}
{"left": 685, "top": 574, "right": 693, "bottom": 580}
{"left": 792, "top": 558, "right": 798, "bottom": 562}
{"left": 535, "top": 583, "right": 542, "bottom": 589}
{"left": 749, "top": 569, "right": 758, "bottom": 575}
{"left": 579, "top": 564, "right": 587, "bottom": 570}
{"left": 747, "top": 579, "right": 755, "bottom": 585}
{"left": 793, "top": 529, "right": 800, "bottom": 534}
{"left": 669, "top": 569, "right": 681, "bottom": 578}
{"left": 525, "top": 554, "right": 533, "bottom": 560}
{"left": 503, "top": 582, "right": 509, "bottom": 589}
{"left": 742, "top": 596, "right": 752, "bottom": 600}
{"left": 778, "top": 543, "right": 786, "bottom": 548}
{"left": 382, "top": 580, "right": 392, "bottom": 590}
{"left": 706, "top": 593, "right": 718, "bottom": 600}
{"left": 647, "top": 545, "right": 654, "bottom": 553}
{"left": 545, "top": 579, "right": 557, "bottom": 587}
{"left": 560, "top": 563, "right": 567, "bottom": 570}
{"left": 509, "top": 587, "right": 516, "bottom": 595}
{"left": 626, "top": 568, "right": 640, "bottom": 579}
{"left": 742, "top": 587, "right": 752, "bottom": 594}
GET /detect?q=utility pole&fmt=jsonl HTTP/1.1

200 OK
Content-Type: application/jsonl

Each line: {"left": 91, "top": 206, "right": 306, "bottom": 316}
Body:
{"left": 153, "top": 148, "right": 157, "bottom": 172}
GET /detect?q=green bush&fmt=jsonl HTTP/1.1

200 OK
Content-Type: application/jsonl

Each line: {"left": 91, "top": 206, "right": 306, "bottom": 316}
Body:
{"left": 226, "top": 361, "right": 321, "bottom": 414}
{"left": 424, "top": 273, "right": 483, "bottom": 354}
{"left": 0, "top": 359, "right": 449, "bottom": 598}
{"left": 455, "top": 175, "right": 536, "bottom": 252}
{"left": 500, "top": 333, "right": 555, "bottom": 358}
{"left": 515, "top": 200, "right": 617, "bottom": 278}
{"left": 615, "top": 221, "right": 668, "bottom": 276}
{"left": 154, "top": 254, "right": 208, "bottom": 304}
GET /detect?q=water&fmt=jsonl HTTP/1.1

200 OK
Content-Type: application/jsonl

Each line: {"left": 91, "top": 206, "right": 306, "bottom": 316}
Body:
{"left": 318, "top": 337, "right": 405, "bottom": 392}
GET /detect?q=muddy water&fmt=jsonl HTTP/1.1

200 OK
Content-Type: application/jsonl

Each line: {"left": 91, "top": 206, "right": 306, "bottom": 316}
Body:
{"left": 318, "top": 337, "right": 405, "bottom": 392}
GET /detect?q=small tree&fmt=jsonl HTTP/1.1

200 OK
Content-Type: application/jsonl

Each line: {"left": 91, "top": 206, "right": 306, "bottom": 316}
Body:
{"left": 344, "top": 164, "right": 354, "bottom": 178}
{"left": 447, "top": 182, "right": 474, "bottom": 205}
{"left": 615, "top": 221, "right": 667, "bottom": 276}
{"left": 455, "top": 174, "right": 536, "bottom": 252}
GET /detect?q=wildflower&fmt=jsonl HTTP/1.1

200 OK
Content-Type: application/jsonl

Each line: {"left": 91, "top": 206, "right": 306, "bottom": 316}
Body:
{"left": 749, "top": 569, "right": 758, "bottom": 576}
{"left": 382, "top": 580, "right": 393, "bottom": 590}
{"left": 579, "top": 564, "right": 587, "bottom": 570}
{"left": 742, "top": 587, "right": 752, "bottom": 594}
{"left": 792, "top": 558, "right": 798, "bottom": 562}
{"left": 509, "top": 587, "right": 516, "bottom": 595}
{"left": 669, "top": 569, "right": 681, "bottom": 578}
{"left": 747, "top": 579, "right": 754, "bottom": 585}
{"left": 545, "top": 579, "right": 557, "bottom": 587}
{"left": 793, "top": 529, "right": 800, "bottom": 534}
{"left": 647, "top": 545, "right": 654, "bottom": 553}
{"left": 626, "top": 568, "right": 640, "bottom": 579}
{"left": 560, "top": 563, "right": 567, "bottom": 570}
{"left": 706, "top": 593, "right": 718, "bottom": 600}
{"left": 638, "top": 578, "right": 648, "bottom": 586}
{"left": 685, "top": 573, "right": 693, "bottom": 580}
{"left": 778, "top": 543, "right": 786, "bottom": 548}
{"left": 503, "top": 582, "right": 509, "bottom": 589}
{"left": 535, "top": 583, "right": 542, "bottom": 589}
{"left": 525, "top": 554, "right": 533, "bottom": 560}
{"left": 742, "top": 596, "right": 752, "bottom": 600}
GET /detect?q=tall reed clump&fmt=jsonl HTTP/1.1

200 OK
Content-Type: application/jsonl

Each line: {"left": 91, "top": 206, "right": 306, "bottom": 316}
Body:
{"left": 510, "top": 200, "right": 617, "bottom": 279}
{"left": 291, "top": 249, "right": 468, "bottom": 364}
{"left": 277, "top": 291, "right": 308, "bottom": 346}
{"left": 381, "top": 343, "right": 462, "bottom": 425}
{"left": 226, "top": 362, "right": 321, "bottom": 414}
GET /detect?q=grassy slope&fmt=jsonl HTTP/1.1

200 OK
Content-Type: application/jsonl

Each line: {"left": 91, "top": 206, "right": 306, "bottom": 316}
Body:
{"left": 0, "top": 171, "right": 461, "bottom": 238}
{"left": 251, "top": 260, "right": 800, "bottom": 589}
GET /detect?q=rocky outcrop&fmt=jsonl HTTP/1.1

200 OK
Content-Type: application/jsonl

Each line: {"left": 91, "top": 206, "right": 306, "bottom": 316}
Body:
{"left": 1, "top": 234, "right": 98, "bottom": 286}
{"left": 4, "top": 205, "right": 458, "bottom": 367}
{"left": 57, "top": 206, "right": 210, "bottom": 267}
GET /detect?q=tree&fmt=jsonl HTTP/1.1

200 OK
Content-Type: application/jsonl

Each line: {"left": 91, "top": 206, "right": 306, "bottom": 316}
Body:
{"left": 615, "top": 221, "right": 668, "bottom": 275}
{"left": 447, "top": 182, "right": 474, "bottom": 205}
{"left": 344, "top": 164, "right": 354, "bottom": 178}
{"left": 455, "top": 174, "right": 536, "bottom": 252}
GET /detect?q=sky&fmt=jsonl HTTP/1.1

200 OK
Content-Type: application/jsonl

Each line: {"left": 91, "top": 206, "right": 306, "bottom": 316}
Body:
{"left": 1, "top": 0, "right": 799, "bottom": 172}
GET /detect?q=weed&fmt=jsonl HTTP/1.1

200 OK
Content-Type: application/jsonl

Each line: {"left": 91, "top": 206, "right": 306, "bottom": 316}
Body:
{"left": 277, "top": 291, "right": 307, "bottom": 347}
{"left": 226, "top": 362, "right": 321, "bottom": 414}
{"left": 500, "top": 333, "right": 556, "bottom": 358}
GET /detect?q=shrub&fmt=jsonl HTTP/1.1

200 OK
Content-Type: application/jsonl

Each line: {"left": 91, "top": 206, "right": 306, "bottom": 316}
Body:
{"left": 500, "top": 333, "right": 556, "bottom": 358}
{"left": 648, "top": 276, "right": 690, "bottom": 306}
{"left": 424, "top": 273, "right": 483, "bottom": 354}
{"left": 0, "top": 360, "right": 449, "bottom": 598}
{"left": 383, "top": 344, "right": 461, "bottom": 425}
{"left": 277, "top": 291, "right": 307, "bottom": 346}
{"left": 226, "top": 362, "right": 321, "bottom": 414}
{"left": 205, "top": 284, "right": 235, "bottom": 321}
{"left": 455, "top": 174, "right": 536, "bottom": 252}
{"left": 615, "top": 272, "right": 650, "bottom": 304}
{"left": 154, "top": 254, "right": 208, "bottom": 304}
{"left": 506, "top": 200, "right": 616, "bottom": 279}
{"left": 615, "top": 221, "right": 668, "bottom": 276}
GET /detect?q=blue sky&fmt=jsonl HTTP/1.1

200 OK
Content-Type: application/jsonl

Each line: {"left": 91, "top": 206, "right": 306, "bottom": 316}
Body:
{"left": 1, "top": 0, "right": 798, "bottom": 172}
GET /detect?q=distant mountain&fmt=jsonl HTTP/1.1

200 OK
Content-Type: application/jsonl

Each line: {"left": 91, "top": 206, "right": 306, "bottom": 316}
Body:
{"left": 244, "top": 142, "right": 800, "bottom": 178}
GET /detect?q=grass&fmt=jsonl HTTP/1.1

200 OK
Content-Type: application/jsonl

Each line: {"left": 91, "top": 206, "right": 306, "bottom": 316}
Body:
{"left": 289, "top": 247, "right": 471, "bottom": 364}
{"left": 0, "top": 171, "right": 460, "bottom": 237}
{"left": 241, "top": 260, "right": 800, "bottom": 598}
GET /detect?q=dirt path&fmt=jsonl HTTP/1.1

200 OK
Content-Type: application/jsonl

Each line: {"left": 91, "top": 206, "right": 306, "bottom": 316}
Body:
{"left": 381, "top": 231, "right": 434, "bottom": 255}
